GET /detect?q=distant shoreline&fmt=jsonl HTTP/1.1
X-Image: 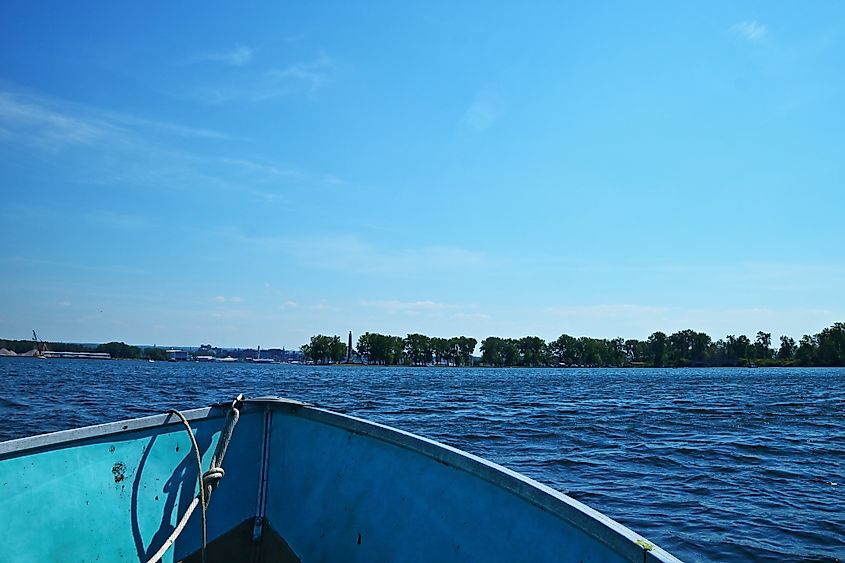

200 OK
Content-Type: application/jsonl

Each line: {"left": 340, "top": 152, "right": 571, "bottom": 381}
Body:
{"left": 5, "top": 320, "right": 845, "bottom": 367}
{"left": 299, "top": 324, "right": 845, "bottom": 369}
{"left": 3, "top": 356, "right": 836, "bottom": 371}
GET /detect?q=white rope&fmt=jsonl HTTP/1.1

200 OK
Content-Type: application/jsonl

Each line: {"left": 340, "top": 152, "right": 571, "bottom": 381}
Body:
{"left": 145, "top": 395, "right": 244, "bottom": 563}
{"left": 145, "top": 496, "right": 201, "bottom": 563}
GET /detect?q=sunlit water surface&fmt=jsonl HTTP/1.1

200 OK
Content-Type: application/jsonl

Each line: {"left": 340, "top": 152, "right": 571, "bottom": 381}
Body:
{"left": 1, "top": 360, "right": 843, "bottom": 562}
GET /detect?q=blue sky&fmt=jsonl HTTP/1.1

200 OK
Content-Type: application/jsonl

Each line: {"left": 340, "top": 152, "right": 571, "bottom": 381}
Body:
{"left": 1, "top": 2, "right": 843, "bottom": 348}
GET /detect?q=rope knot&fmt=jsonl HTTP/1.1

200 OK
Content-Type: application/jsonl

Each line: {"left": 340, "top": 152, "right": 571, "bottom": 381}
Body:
{"left": 202, "top": 467, "right": 225, "bottom": 491}
{"left": 149, "top": 396, "right": 244, "bottom": 563}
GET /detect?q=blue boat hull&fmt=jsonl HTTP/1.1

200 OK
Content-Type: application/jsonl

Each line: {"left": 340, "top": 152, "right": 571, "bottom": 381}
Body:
{"left": 0, "top": 397, "right": 682, "bottom": 562}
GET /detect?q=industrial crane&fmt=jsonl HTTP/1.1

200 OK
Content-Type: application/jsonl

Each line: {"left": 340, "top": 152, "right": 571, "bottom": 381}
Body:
{"left": 32, "top": 330, "right": 47, "bottom": 355}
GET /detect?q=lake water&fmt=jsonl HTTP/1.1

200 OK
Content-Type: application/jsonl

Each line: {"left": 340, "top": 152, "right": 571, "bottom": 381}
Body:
{"left": 1, "top": 360, "right": 842, "bottom": 562}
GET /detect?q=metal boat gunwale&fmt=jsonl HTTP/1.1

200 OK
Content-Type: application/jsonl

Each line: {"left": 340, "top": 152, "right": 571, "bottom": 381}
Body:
{"left": 0, "top": 398, "right": 302, "bottom": 459}
{"left": 1, "top": 406, "right": 215, "bottom": 459}
{"left": 0, "top": 396, "right": 681, "bottom": 562}
{"left": 260, "top": 397, "right": 681, "bottom": 563}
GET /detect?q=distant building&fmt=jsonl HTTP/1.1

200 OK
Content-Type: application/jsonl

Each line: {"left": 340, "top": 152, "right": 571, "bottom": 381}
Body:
{"left": 166, "top": 349, "right": 189, "bottom": 361}
{"left": 197, "top": 344, "right": 217, "bottom": 357}
{"left": 41, "top": 351, "right": 111, "bottom": 360}
{"left": 198, "top": 346, "right": 305, "bottom": 363}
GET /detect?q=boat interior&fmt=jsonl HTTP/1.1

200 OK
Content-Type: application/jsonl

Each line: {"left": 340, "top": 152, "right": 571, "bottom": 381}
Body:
{"left": 0, "top": 397, "right": 679, "bottom": 563}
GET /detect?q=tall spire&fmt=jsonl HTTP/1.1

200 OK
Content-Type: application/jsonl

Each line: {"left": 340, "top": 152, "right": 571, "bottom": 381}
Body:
{"left": 347, "top": 331, "right": 352, "bottom": 362}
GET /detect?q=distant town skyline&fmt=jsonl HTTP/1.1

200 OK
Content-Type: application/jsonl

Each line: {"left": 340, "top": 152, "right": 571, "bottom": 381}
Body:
{"left": 2, "top": 3, "right": 843, "bottom": 347}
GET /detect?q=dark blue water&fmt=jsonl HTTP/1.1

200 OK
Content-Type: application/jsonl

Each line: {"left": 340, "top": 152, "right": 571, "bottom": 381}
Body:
{"left": 1, "top": 360, "right": 843, "bottom": 562}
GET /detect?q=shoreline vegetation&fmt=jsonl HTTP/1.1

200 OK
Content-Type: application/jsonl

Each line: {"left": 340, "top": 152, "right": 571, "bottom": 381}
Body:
{"left": 2, "top": 322, "right": 844, "bottom": 367}
{"left": 302, "top": 323, "right": 845, "bottom": 368}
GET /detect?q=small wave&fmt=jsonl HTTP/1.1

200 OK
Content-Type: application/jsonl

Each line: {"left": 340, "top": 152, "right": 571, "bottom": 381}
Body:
{"left": 539, "top": 456, "right": 604, "bottom": 468}
{"left": 729, "top": 441, "right": 790, "bottom": 456}
{"left": 0, "top": 396, "right": 27, "bottom": 408}
{"left": 459, "top": 433, "right": 506, "bottom": 442}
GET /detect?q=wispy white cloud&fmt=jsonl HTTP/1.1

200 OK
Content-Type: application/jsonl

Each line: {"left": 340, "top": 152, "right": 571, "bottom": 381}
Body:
{"left": 217, "top": 231, "right": 488, "bottom": 275}
{"left": 221, "top": 157, "right": 304, "bottom": 180}
{"left": 219, "top": 157, "right": 345, "bottom": 200}
{"left": 212, "top": 295, "right": 243, "bottom": 303}
{"left": 731, "top": 21, "right": 768, "bottom": 42}
{"left": 264, "top": 53, "right": 332, "bottom": 94}
{"left": 0, "top": 91, "right": 234, "bottom": 151}
{"left": 190, "top": 45, "right": 254, "bottom": 67}
{"left": 0, "top": 90, "right": 336, "bottom": 203}
{"left": 194, "top": 53, "right": 334, "bottom": 104}
{"left": 0, "top": 92, "right": 105, "bottom": 149}
{"left": 111, "top": 113, "right": 235, "bottom": 140}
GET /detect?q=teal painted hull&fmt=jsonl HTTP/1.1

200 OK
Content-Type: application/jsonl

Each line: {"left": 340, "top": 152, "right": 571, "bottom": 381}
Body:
{"left": 0, "top": 398, "right": 682, "bottom": 562}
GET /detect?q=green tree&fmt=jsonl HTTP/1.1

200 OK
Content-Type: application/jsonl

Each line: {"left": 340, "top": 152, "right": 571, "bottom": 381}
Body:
{"left": 753, "top": 331, "right": 773, "bottom": 360}
{"left": 480, "top": 337, "right": 503, "bottom": 366}
{"left": 329, "top": 335, "right": 347, "bottom": 363}
{"left": 301, "top": 334, "right": 346, "bottom": 364}
{"left": 356, "top": 333, "right": 372, "bottom": 363}
{"left": 549, "top": 334, "right": 577, "bottom": 365}
{"left": 301, "top": 336, "right": 321, "bottom": 364}
{"left": 96, "top": 341, "right": 141, "bottom": 359}
{"left": 367, "top": 333, "right": 391, "bottom": 364}
{"left": 577, "top": 337, "right": 606, "bottom": 366}
{"left": 480, "top": 337, "right": 519, "bottom": 366}
{"left": 795, "top": 334, "right": 818, "bottom": 366}
{"left": 405, "top": 333, "right": 432, "bottom": 365}
{"left": 431, "top": 337, "right": 451, "bottom": 366}
{"left": 608, "top": 337, "right": 626, "bottom": 366}
{"left": 454, "top": 336, "right": 477, "bottom": 366}
{"left": 144, "top": 347, "right": 168, "bottom": 361}
{"left": 444, "top": 337, "right": 460, "bottom": 366}
{"left": 668, "top": 330, "right": 694, "bottom": 366}
{"left": 624, "top": 339, "right": 649, "bottom": 364}
{"left": 388, "top": 335, "right": 406, "bottom": 365}
{"left": 647, "top": 332, "right": 668, "bottom": 367}
{"left": 816, "top": 323, "right": 845, "bottom": 366}
{"left": 356, "top": 333, "right": 406, "bottom": 365}
{"left": 777, "top": 336, "right": 796, "bottom": 361}
{"left": 501, "top": 338, "right": 520, "bottom": 366}
{"left": 670, "top": 330, "right": 711, "bottom": 366}
{"left": 518, "top": 336, "right": 546, "bottom": 367}
{"left": 724, "top": 334, "right": 751, "bottom": 365}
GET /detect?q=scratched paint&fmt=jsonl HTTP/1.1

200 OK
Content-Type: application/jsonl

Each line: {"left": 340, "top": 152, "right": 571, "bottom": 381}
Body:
{"left": 112, "top": 461, "right": 126, "bottom": 483}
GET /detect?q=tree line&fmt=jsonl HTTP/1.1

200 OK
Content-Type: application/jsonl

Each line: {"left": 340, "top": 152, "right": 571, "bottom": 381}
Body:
{"left": 301, "top": 322, "right": 845, "bottom": 367}
{"left": 301, "top": 333, "right": 478, "bottom": 366}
